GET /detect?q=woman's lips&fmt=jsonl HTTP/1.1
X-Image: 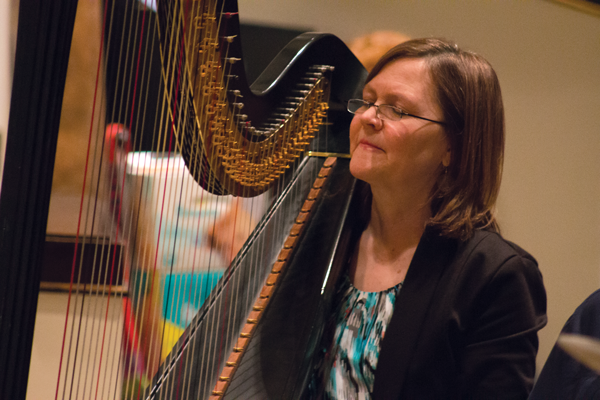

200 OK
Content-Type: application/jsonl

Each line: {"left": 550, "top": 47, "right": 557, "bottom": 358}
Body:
{"left": 358, "top": 140, "right": 383, "bottom": 151}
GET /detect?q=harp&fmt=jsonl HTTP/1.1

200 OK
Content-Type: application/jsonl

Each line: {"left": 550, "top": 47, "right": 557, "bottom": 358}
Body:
{"left": 0, "top": 0, "right": 366, "bottom": 399}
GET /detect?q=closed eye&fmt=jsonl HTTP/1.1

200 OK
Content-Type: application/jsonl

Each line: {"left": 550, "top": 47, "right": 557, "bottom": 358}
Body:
{"left": 387, "top": 105, "right": 407, "bottom": 119}
{"left": 379, "top": 104, "right": 408, "bottom": 120}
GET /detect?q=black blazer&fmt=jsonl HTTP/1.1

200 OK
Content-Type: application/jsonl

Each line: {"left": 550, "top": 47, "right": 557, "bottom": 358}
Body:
{"left": 372, "top": 228, "right": 547, "bottom": 399}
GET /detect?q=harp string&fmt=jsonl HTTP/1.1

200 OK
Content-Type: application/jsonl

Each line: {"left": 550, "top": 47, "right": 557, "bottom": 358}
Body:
{"left": 108, "top": 0, "right": 169, "bottom": 394}
{"left": 55, "top": 1, "right": 151, "bottom": 398}
{"left": 115, "top": 3, "right": 157, "bottom": 398}
{"left": 160, "top": 4, "right": 223, "bottom": 395}
{"left": 127, "top": 0, "right": 250, "bottom": 396}
{"left": 162, "top": 5, "right": 205, "bottom": 396}
{"left": 117, "top": 2, "right": 150, "bottom": 391}
{"left": 95, "top": 2, "right": 136, "bottom": 397}
{"left": 54, "top": 0, "right": 114, "bottom": 398}
{"left": 92, "top": 2, "right": 154, "bottom": 395}
{"left": 52, "top": 0, "right": 326, "bottom": 398}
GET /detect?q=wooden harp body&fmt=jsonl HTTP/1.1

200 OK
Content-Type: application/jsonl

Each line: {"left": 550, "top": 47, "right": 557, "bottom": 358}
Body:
{"left": 0, "top": 0, "right": 366, "bottom": 399}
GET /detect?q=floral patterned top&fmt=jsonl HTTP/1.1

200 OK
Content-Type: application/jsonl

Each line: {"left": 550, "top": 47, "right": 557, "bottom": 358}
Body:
{"left": 320, "top": 275, "right": 402, "bottom": 399}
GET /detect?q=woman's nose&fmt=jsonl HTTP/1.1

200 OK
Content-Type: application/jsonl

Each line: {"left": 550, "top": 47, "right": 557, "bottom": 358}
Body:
{"left": 360, "top": 105, "right": 383, "bottom": 129}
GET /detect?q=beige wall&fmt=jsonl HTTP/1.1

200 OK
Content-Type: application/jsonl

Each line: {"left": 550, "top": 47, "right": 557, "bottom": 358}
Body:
{"left": 237, "top": 0, "right": 600, "bottom": 373}
{"left": 27, "top": 292, "right": 123, "bottom": 400}
{"left": 12, "top": 0, "right": 600, "bottom": 394}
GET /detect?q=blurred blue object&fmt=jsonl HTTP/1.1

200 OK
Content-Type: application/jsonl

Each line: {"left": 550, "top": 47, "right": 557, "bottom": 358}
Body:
{"left": 162, "top": 271, "right": 224, "bottom": 329}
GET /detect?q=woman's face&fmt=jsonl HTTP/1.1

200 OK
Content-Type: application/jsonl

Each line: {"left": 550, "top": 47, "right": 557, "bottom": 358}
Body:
{"left": 349, "top": 58, "right": 451, "bottom": 197}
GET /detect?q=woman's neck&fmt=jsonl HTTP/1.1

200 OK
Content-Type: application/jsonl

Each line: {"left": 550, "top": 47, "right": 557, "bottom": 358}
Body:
{"left": 349, "top": 186, "right": 432, "bottom": 292}
{"left": 368, "top": 183, "right": 432, "bottom": 248}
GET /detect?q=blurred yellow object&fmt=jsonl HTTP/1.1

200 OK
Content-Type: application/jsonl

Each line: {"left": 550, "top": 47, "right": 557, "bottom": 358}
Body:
{"left": 162, "top": 320, "right": 185, "bottom": 361}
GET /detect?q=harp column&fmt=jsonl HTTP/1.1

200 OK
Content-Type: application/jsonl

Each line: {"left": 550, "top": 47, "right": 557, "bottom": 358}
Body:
{"left": 0, "top": 0, "right": 78, "bottom": 399}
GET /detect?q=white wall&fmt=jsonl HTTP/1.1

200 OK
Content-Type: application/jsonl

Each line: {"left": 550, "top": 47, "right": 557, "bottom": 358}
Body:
{"left": 238, "top": 0, "right": 600, "bottom": 373}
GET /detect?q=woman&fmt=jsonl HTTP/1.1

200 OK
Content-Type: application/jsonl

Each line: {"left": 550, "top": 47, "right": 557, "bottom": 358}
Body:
{"left": 311, "top": 38, "right": 547, "bottom": 399}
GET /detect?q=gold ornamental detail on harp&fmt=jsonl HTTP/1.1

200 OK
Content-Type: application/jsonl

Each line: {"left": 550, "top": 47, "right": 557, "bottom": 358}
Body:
{"left": 181, "top": 1, "right": 332, "bottom": 194}
{"left": 208, "top": 80, "right": 329, "bottom": 189}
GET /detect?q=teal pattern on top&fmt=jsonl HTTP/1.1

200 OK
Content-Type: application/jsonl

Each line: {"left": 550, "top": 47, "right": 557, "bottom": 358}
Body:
{"left": 324, "top": 275, "right": 402, "bottom": 399}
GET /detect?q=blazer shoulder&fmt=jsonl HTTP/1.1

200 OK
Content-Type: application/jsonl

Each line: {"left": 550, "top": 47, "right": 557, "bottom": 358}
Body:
{"left": 461, "top": 229, "right": 537, "bottom": 267}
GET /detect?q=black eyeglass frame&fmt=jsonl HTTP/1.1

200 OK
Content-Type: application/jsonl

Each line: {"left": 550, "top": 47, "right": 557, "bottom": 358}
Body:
{"left": 347, "top": 99, "right": 446, "bottom": 125}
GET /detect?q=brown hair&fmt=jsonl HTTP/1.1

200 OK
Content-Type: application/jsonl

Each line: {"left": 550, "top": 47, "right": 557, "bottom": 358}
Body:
{"left": 367, "top": 38, "right": 505, "bottom": 240}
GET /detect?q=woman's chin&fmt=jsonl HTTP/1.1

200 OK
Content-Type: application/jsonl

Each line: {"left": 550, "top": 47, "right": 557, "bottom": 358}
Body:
{"left": 349, "top": 156, "right": 379, "bottom": 183}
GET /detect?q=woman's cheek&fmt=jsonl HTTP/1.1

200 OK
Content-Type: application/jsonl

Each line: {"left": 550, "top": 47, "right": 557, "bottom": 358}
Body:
{"left": 349, "top": 118, "right": 361, "bottom": 155}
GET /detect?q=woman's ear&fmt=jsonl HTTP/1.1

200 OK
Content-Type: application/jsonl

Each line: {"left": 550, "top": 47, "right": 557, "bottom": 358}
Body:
{"left": 442, "top": 148, "right": 451, "bottom": 168}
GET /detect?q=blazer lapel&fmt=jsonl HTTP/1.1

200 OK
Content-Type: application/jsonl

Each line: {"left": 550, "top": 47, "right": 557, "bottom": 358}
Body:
{"left": 372, "top": 227, "right": 457, "bottom": 399}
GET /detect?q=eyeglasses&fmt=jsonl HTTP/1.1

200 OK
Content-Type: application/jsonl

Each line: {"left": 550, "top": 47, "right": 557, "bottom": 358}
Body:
{"left": 347, "top": 99, "right": 445, "bottom": 125}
